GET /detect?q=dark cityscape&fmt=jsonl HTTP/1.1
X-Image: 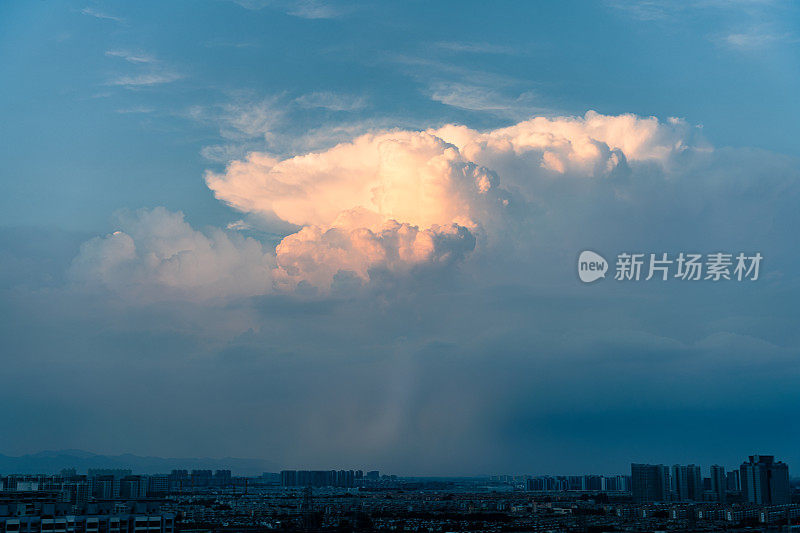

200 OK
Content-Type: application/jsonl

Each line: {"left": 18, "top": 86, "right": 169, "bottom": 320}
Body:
{"left": 1, "top": 454, "right": 799, "bottom": 532}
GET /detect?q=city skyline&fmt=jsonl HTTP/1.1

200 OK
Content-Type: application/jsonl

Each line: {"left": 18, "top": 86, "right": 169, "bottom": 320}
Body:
{"left": 2, "top": 454, "right": 796, "bottom": 531}
{"left": 0, "top": 449, "right": 793, "bottom": 481}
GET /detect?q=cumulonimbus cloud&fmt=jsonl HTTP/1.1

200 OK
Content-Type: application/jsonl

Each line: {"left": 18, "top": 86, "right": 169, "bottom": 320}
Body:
{"left": 204, "top": 130, "right": 509, "bottom": 230}
{"left": 74, "top": 111, "right": 708, "bottom": 297}
{"left": 274, "top": 221, "right": 476, "bottom": 290}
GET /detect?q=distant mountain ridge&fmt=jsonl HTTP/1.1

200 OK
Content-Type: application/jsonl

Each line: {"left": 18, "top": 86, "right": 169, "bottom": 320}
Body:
{"left": 0, "top": 450, "right": 277, "bottom": 476}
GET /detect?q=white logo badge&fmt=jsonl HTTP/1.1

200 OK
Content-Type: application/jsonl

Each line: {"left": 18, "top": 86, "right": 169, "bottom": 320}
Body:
{"left": 578, "top": 250, "right": 608, "bottom": 283}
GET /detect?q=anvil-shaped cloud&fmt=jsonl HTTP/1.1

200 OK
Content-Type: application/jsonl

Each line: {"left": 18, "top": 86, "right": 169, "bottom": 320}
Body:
{"left": 73, "top": 111, "right": 702, "bottom": 296}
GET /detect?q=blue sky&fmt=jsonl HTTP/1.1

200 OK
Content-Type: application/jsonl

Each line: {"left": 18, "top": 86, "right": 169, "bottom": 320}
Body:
{"left": 1, "top": 0, "right": 799, "bottom": 475}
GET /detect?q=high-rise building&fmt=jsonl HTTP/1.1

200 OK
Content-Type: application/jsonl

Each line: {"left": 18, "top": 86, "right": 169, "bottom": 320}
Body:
{"left": 119, "top": 476, "right": 147, "bottom": 499}
{"left": 148, "top": 475, "right": 170, "bottom": 496}
{"left": 91, "top": 475, "right": 120, "bottom": 499}
{"left": 603, "top": 475, "right": 630, "bottom": 492}
{"left": 687, "top": 465, "right": 702, "bottom": 501}
{"left": 567, "top": 475, "right": 584, "bottom": 491}
{"left": 280, "top": 470, "right": 298, "bottom": 487}
{"left": 671, "top": 465, "right": 687, "bottom": 500}
{"left": 710, "top": 465, "right": 726, "bottom": 503}
{"left": 584, "top": 475, "right": 604, "bottom": 491}
{"left": 631, "top": 464, "right": 670, "bottom": 502}
{"left": 190, "top": 470, "right": 213, "bottom": 488}
{"left": 280, "top": 470, "right": 357, "bottom": 488}
{"left": 740, "top": 455, "right": 790, "bottom": 505}
{"left": 726, "top": 470, "right": 740, "bottom": 491}
{"left": 88, "top": 469, "right": 131, "bottom": 478}
{"left": 168, "top": 470, "right": 189, "bottom": 491}
{"left": 670, "top": 464, "right": 702, "bottom": 501}
{"left": 213, "top": 470, "right": 232, "bottom": 487}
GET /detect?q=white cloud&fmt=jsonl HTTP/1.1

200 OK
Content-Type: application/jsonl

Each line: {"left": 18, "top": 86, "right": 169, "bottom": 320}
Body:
{"left": 70, "top": 208, "right": 274, "bottom": 301}
{"left": 201, "top": 143, "right": 261, "bottom": 164}
{"left": 227, "top": 220, "right": 253, "bottom": 231}
{"left": 104, "top": 49, "right": 182, "bottom": 88}
{"left": 717, "top": 26, "right": 796, "bottom": 50}
{"left": 108, "top": 71, "right": 183, "bottom": 88}
{"left": 604, "top": 0, "right": 676, "bottom": 21}
{"left": 187, "top": 97, "right": 284, "bottom": 144}
{"left": 219, "top": 100, "right": 282, "bottom": 140}
{"left": 295, "top": 92, "right": 367, "bottom": 112}
{"left": 197, "top": 111, "right": 700, "bottom": 292}
{"left": 608, "top": 0, "right": 797, "bottom": 51}
{"left": 433, "top": 41, "right": 520, "bottom": 55}
{"left": 79, "top": 110, "right": 787, "bottom": 299}
{"left": 205, "top": 130, "right": 509, "bottom": 231}
{"left": 430, "top": 110, "right": 696, "bottom": 175}
{"left": 81, "top": 7, "right": 122, "bottom": 22}
{"left": 285, "top": 0, "right": 341, "bottom": 19}
{"left": 115, "top": 106, "right": 155, "bottom": 114}
{"left": 428, "top": 82, "right": 545, "bottom": 118}
{"left": 105, "top": 50, "right": 156, "bottom": 64}
{"left": 274, "top": 221, "right": 475, "bottom": 291}
{"left": 206, "top": 111, "right": 691, "bottom": 229}
{"left": 229, "top": 0, "right": 344, "bottom": 19}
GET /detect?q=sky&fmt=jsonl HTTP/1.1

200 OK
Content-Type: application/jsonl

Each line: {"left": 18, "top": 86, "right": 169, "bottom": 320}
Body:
{"left": 1, "top": 0, "right": 800, "bottom": 476}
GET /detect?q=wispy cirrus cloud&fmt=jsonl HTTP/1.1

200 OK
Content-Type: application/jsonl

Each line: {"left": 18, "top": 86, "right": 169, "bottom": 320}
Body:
{"left": 104, "top": 49, "right": 183, "bottom": 88}
{"left": 715, "top": 25, "right": 797, "bottom": 50}
{"left": 295, "top": 92, "right": 367, "bottom": 112}
{"left": 428, "top": 82, "right": 548, "bottom": 119}
{"left": 187, "top": 96, "right": 285, "bottom": 142}
{"left": 189, "top": 93, "right": 388, "bottom": 164}
{"left": 433, "top": 41, "right": 521, "bottom": 55}
{"left": 81, "top": 7, "right": 123, "bottom": 22}
{"left": 107, "top": 71, "right": 183, "bottom": 88}
{"left": 285, "top": 0, "right": 342, "bottom": 19}
{"left": 114, "top": 106, "right": 155, "bottom": 115}
{"left": 387, "top": 53, "right": 552, "bottom": 119}
{"left": 604, "top": 0, "right": 677, "bottom": 21}
{"left": 203, "top": 39, "right": 259, "bottom": 49}
{"left": 229, "top": 0, "right": 346, "bottom": 19}
{"left": 607, "top": 0, "right": 798, "bottom": 51}
{"left": 227, "top": 219, "right": 254, "bottom": 231}
{"left": 185, "top": 96, "right": 285, "bottom": 164}
{"left": 105, "top": 50, "right": 156, "bottom": 64}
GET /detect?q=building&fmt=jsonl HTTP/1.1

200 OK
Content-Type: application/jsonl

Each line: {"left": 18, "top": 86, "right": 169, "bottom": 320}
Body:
{"left": 147, "top": 476, "right": 169, "bottom": 497}
{"left": 726, "top": 470, "right": 740, "bottom": 492}
{"left": 280, "top": 470, "right": 358, "bottom": 488}
{"left": 604, "top": 475, "right": 631, "bottom": 492}
{"left": 167, "top": 470, "right": 188, "bottom": 492}
{"left": 92, "top": 476, "right": 120, "bottom": 500}
{"left": 740, "top": 455, "right": 790, "bottom": 505}
{"left": 87, "top": 470, "right": 131, "bottom": 479}
{"left": 190, "top": 470, "right": 212, "bottom": 488}
{"left": 584, "top": 475, "right": 604, "bottom": 491}
{"left": 119, "top": 477, "right": 147, "bottom": 499}
{"left": 671, "top": 464, "right": 702, "bottom": 501}
{"left": 213, "top": 470, "right": 232, "bottom": 487}
{"left": 280, "top": 470, "right": 297, "bottom": 487}
{"left": 567, "top": 476, "right": 584, "bottom": 491}
{"left": 631, "top": 464, "right": 670, "bottom": 502}
{"left": 710, "top": 465, "right": 726, "bottom": 503}
{"left": 0, "top": 499, "right": 174, "bottom": 533}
